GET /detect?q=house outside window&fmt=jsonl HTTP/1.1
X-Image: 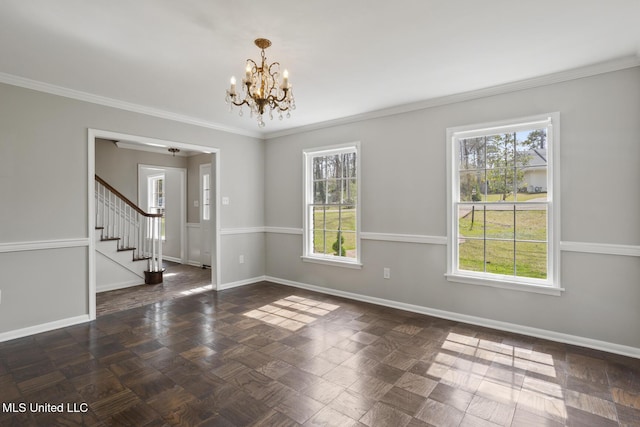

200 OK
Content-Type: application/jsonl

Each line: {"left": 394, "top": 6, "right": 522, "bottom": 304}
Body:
{"left": 303, "top": 143, "right": 361, "bottom": 268}
{"left": 446, "top": 113, "right": 561, "bottom": 295}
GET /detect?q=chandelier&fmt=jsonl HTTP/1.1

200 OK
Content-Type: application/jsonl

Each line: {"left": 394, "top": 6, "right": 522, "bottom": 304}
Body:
{"left": 225, "top": 38, "right": 296, "bottom": 127}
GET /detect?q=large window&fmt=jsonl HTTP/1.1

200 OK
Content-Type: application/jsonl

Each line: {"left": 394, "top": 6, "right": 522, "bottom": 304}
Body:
{"left": 303, "top": 143, "right": 361, "bottom": 267}
{"left": 447, "top": 114, "right": 560, "bottom": 294}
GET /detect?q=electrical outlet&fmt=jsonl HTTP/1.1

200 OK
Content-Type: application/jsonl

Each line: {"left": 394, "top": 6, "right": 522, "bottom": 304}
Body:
{"left": 383, "top": 268, "right": 390, "bottom": 279}
{"left": 222, "top": 197, "right": 230, "bottom": 205}
{"left": 239, "top": 255, "right": 245, "bottom": 264}
{"left": 194, "top": 200, "right": 199, "bottom": 207}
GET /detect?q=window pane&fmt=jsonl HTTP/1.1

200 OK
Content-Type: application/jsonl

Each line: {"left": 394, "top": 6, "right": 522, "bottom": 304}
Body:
{"left": 313, "top": 229, "right": 327, "bottom": 255}
{"left": 515, "top": 242, "right": 547, "bottom": 279}
{"left": 343, "top": 152, "right": 357, "bottom": 177}
{"left": 458, "top": 204, "right": 484, "bottom": 239}
{"left": 458, "top": 239, "right": 484, "bottom": 273}
{"left": 485, "top": 206, "right": 514, "bottom": 240}
{"left": 323, "top": 206, "right": 340, "bottom": 232}
{"left": 523, "top": 128, "right": 547, "bottom": 150}
{"left": 313, "top": 181, "right": 326, "bottom": 203}
{"left": 485, "top": 240, "right": 514, "bottom": 276}
{"left": 486, "top": 134, "right": 515, "bottom": 171}
{"left": 327, "top": 155, "right": 341, "bottom": 179}
{"left": 313, "top": 157, "right": 326, "bottom": 180}
{"left": 486, "top": 168, "right": 515, "bottom": 201}
{"left": 516, "top": 131, "right": 534, "bottom": 164}
{"left": 459, "top": 137, "right": 485, "bottom": 170}
{"left": 326, "top": 179, "right": 340, "bottom": 203}
{"left": 344, "top": 179, "right": 357, "bottom": 204}
{"left": 339, "top": 231, "right": 356, "bottom": 258}
{"left": 459, "top": 171, "right": 485, "bottom": 202}
{"left": 340, "top": 206, "right": 356, "bottom": 232}
{"left": 515, "top": 206, "right": 547, "bottom": 241}
{"left": 313, "top": 206, "right": 326, "bottom": 229}
{"left": 519, "top": 165, "right": 547, "bottom": 199}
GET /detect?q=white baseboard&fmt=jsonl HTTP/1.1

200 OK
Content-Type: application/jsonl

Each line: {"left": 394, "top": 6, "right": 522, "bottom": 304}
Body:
{"left": 97, "top": 279, "right": 144, "bottom": 293}
{"left": 218, "top": 275, "right": 267, "bottom": 291}
{"left": 0, "top": 315, "right": 90, "bottom": 343}
{"left": 264, "top": 276, "right": 640, "bottom": 359}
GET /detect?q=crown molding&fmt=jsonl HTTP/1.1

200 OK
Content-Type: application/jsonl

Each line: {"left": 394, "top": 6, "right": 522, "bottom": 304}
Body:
{"left": 264, "top": 55, "right": 640, "bottom": 140}
{"left": 1, "top": 55, "right": 638, "bottom": 142}
{"left": 0, "top": 72, "right": 263, "bottom": 139}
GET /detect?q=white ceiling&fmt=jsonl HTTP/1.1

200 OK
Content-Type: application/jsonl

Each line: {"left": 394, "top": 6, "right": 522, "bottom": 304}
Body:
{"left": 1, "top": 1, "right": 639, "bottom": 138}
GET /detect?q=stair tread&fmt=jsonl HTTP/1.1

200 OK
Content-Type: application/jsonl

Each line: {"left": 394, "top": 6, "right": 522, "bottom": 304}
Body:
{"left": 95, "top": 226, "right": 104, "bottom": 230}
{"left": 117, "top": 247, "right": 136, "bottom": 252}
{"left": 101, "top": 237, "right": 120, "bottom": 241}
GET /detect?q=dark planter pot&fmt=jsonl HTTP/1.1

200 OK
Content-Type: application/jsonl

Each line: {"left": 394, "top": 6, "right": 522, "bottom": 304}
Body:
{"left": 144, "top": 270, "right": 164, "bottom": 285}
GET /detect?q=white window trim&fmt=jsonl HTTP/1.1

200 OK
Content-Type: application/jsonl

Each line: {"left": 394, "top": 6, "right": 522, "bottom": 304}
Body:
{"left": 302, "top": 142, "right": 362, "bottom": 269}
{"left": 446, "top": 113, "right": 562, "bottom": 295}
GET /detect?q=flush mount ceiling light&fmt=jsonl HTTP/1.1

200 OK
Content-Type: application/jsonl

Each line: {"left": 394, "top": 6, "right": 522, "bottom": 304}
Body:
{"left": 225, "top": 38, "right": 296, "bottom": 128}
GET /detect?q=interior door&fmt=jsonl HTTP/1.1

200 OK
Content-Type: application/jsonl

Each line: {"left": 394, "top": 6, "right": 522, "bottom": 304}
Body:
{"left": 200, "top": 163, "right": 212, "bottom": 267}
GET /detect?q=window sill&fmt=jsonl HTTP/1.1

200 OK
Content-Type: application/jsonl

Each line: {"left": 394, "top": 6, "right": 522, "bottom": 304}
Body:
{"left": 445, "top": 273, "right": 564, "bottom": 296}
{"left": 301, "top": 256, "right": 363, "bottom": 269}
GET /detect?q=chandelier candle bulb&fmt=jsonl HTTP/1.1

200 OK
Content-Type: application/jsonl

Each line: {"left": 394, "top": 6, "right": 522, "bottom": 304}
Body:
{"left": 229, "top": 76, "right": 236, "bottom": 95}
{"left": 282, "top": 70, "right": 289, "bottom": 89}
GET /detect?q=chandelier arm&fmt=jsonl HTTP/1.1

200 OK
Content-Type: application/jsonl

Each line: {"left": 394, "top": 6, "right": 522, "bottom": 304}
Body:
{"left": 246, "top": 59, "right": 258, "bottom": 73}
{"left": 271, "top": 89, "right": 291, "bottom": 104}
{"left": 267, "top": 62, "right": 280, "bottom": 77}
{"left": 265, "top": 94, "right": 290, "bottom": 111}
{"left": 230, "top": 98, "right": 251, "bottom": 108}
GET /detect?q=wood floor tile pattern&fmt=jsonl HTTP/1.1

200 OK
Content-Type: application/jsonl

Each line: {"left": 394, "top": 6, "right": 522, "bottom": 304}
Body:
{"left": 2, "top": 280, "right": 640, "bottom": 426}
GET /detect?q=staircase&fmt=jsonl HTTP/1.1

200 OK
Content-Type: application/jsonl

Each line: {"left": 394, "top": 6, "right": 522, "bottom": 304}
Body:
{"left": 95, "top": 175, "right": 164, "bottom": 292}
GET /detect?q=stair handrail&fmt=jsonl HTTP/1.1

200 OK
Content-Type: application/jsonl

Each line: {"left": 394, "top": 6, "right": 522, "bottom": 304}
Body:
{"left": 95, "top": 175, "right": 162, "bottom": 218}
{"left": 95, "top": 174, "right": 164, "bottom": 274}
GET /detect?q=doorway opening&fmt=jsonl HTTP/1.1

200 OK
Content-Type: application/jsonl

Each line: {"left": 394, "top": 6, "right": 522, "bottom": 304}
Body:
{"left": 88, "top": 129, "right": 221, "bottom": 320}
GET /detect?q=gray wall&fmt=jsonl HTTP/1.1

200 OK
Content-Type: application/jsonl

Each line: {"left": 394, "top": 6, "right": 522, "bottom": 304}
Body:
{"left": 264, "top": 67, "right": 640, "bottom": 349}
{"left": 95, "top": 138, "right": 188, "bottom": 203}
{"left": 1, "top": 67, "right": 638, "bottom": 353}
{"left": 0, "top": 83, "right": 264, "bottom": 334}
{"left": 187, "top": 153, "right": 215, "bottom": 223}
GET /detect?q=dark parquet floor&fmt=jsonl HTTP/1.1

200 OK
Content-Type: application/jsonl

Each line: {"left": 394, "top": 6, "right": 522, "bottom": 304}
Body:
{"left": 96, "top": 262, "right": 213, "bottom": 316}
{"left": 1, "top": 279, "right": 640, "bottom": 426}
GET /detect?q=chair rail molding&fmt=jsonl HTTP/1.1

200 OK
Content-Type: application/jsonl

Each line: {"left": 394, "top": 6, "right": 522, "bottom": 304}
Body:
{"left": 0, "top": 238, "right": 89, "bottom": 253}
